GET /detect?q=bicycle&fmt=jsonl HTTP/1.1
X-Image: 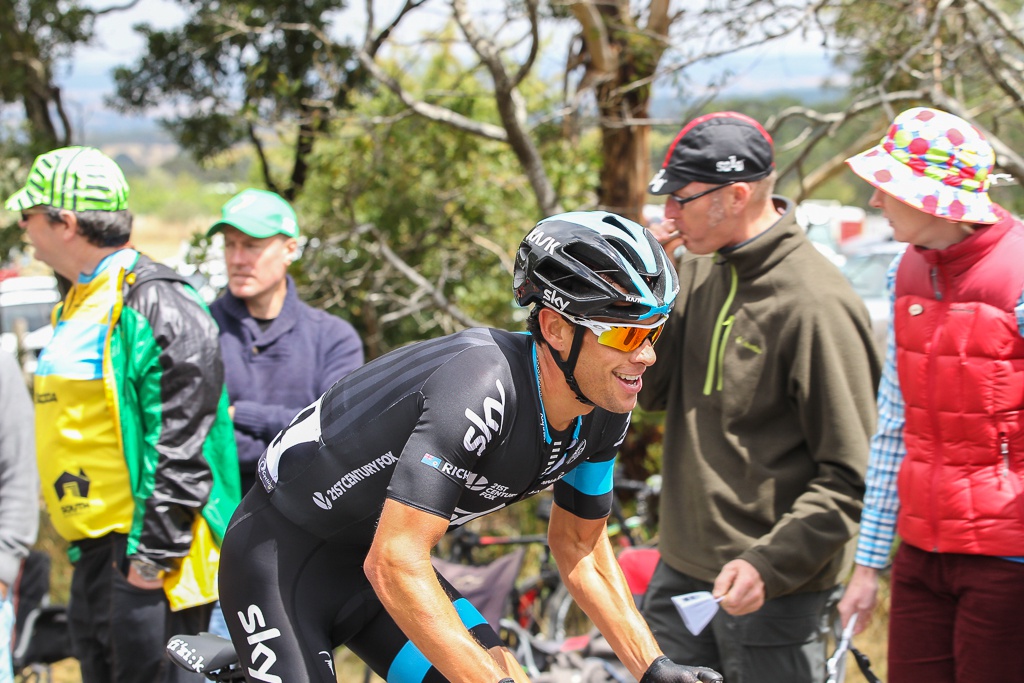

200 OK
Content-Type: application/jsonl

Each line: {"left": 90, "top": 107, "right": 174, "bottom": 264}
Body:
{"left": 166, "top": 631, "right": 244, "bottom": 681}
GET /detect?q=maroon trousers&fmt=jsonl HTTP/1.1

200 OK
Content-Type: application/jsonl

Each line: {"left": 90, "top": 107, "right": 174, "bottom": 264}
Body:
{"left": 888, "top": 542, "right": 1024, "bottom": 683}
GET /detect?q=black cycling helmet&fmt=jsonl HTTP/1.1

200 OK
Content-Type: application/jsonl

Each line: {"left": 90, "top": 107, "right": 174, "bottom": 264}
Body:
{"left": 514, "top": 211, "right": 678, "bottom": 323}
{"left": 513, "top": 211, "right": 679, "bottom": 405}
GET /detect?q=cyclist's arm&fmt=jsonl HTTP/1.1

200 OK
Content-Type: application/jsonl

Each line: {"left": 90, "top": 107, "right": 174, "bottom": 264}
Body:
{"left": 365, "top": 499, "right": 525, "bottom": 683}
{"left": 547, "top": 502, "right": 662, "bottom": 681}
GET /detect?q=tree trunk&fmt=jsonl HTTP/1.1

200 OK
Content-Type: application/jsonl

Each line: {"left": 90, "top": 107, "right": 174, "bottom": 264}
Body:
{"left": 596, "top": 87, "right": 651, "bottom": 224}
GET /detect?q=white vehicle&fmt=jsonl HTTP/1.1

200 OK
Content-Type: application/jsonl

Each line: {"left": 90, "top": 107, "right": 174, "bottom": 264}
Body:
{"left": 0, "top": 275, "right": 61, "bottom": 373}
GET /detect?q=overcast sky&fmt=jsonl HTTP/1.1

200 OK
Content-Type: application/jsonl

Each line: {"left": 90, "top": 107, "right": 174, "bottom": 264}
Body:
{"left": 63, "top": 0, "right": 837, "bottom": 139}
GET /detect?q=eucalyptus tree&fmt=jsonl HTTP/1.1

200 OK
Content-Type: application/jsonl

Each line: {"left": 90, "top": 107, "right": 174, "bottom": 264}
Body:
{"left": 771, "top": 0, "right": 1024, "bottom": 208}
{"left": 0, "top": 0, "right": 118, "bottom": 150}
{"left": 110, "top": 0, "right": 425, "bottom": 199}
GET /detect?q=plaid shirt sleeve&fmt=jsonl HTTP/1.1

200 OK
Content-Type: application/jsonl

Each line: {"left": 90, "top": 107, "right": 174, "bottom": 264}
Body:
{"left": 855, "top": 254, "right": 1024, "bottom": 569}
{"left": 855, "top": 254, "right": 905, "bottom": 569}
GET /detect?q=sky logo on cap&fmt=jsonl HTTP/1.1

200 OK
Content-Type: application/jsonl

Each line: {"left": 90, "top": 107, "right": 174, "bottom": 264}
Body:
{"left": 649, "top": 169, "right": 669, "bottom": 193}
{"left": 716, "top": 156, "right": 745, "bottom": 173}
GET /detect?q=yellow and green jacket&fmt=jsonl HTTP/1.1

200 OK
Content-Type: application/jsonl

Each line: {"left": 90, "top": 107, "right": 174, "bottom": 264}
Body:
{"left": 34, "top": 249, "right": 240, "bottom": 609}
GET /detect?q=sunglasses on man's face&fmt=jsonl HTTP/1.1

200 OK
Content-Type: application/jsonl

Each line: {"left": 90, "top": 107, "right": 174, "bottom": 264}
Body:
{"left": 666, "top": 181, "right": 738, "bottom": 208}
{"left": 562, "top": 312, "right": 668, "bottom": 352}
{"left": 19, "top": 209, "right": 50, "bottom": 223}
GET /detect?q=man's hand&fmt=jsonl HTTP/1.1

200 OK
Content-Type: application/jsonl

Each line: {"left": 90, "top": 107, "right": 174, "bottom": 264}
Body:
{"left": 640, "top": 656, "right": 723, "bottom": 683}
{"left": 647, "top": 218, "right": 683, "bottom": 268}
{"left": 712, "top": 559, "right": 765, "bottom": 616}
{"left": 837, "top": 564, "right": 879, "bottom": 635}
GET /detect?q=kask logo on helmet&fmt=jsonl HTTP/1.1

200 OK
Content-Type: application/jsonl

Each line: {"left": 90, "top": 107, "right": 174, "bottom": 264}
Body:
{"left": 525, "top": 228, "right": 562, "bottom": 255}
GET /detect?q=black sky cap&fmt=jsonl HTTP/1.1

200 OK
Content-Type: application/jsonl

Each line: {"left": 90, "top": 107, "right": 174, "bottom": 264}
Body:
{"left": 648, "top": 111, "right": 775, "bottom": 195}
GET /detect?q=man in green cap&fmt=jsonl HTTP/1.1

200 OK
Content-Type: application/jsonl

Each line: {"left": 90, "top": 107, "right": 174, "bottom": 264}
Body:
{"left": 6, "top": 146, "right": 241, "bottom": 683}
{"left": 207, "top": 188, "right": 364, "bottom": 495}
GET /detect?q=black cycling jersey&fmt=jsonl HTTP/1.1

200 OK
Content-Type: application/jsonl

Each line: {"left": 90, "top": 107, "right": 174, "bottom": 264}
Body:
{"left": 256, "top": 328, "right": 628, "bottom": 542}
{"left": 218, "top": 329, "right": 630, "bottom": 683}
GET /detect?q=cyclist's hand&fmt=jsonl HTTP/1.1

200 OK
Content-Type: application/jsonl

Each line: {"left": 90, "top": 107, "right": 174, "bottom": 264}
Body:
{"left": 640, "top": 655, "right": 723, "bottom": 683}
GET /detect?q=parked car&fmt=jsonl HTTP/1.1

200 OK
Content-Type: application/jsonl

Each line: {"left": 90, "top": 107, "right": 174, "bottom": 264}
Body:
{"left": 839, "top": 240, "right": 907, "bottom": 353}
{"left": 0, "top": 275, "right": 61, "bottom": 374}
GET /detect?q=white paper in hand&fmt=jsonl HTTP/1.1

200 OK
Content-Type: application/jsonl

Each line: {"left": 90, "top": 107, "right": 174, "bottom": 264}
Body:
{"left": 671, "top": 591, "right": 723, "bottom": 635}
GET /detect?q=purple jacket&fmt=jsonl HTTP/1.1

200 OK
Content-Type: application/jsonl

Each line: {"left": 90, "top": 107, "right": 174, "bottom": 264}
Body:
{"left": 210, "top": 276, "right": 364, "bottom": 492}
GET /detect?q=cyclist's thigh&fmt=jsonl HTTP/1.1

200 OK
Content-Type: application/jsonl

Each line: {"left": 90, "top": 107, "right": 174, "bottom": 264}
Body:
{"left": 641, "top": 561, "right": 721, "bottom": 670}
{"left": 713, "top": 584, "right": 840, "bottom": 683}
{"left": 346, "top": 570, "right": 504, "bottom": 683}
{"left": 220, "top": 486, "right": 362, "bottom": 683}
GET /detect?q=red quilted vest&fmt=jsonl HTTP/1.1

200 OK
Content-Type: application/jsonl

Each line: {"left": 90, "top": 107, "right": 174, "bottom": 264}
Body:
{"left": 894, "top": 207, "right": 1024, "bottom": 555}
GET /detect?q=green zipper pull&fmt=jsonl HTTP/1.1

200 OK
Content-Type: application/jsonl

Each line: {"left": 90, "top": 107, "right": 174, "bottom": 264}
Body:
{"left": 704, "top": 263, "right": 739, "bottom": 395}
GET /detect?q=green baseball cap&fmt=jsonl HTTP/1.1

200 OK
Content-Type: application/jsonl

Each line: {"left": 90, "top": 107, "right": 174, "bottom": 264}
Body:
{"left": 4, "top": 146, "right": 130, "bottom": 212}
{"left": 207, "top": 188, "right": 300, "bottom": 239}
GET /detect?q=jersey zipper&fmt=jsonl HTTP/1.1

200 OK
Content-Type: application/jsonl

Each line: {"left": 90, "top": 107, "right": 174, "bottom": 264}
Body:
{"left": 703, "top": 262, "right": 738, "bottom": 395}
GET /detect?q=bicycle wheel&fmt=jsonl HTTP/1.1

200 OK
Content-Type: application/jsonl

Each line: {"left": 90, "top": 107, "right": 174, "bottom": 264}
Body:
{"left": 510, "top": 569, "right": 561, "bottom": 636}
{"left": 544, "top": 583, "right": 594, "bottom": 641}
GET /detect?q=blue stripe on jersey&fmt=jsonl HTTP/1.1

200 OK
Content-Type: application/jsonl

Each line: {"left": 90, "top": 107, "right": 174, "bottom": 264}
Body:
{"left": 453, "top": 598, "right": 487, "bottom": 629}
{"left": 561, "top": 458, "right": 615, "bottom": 496}
{"left": 387, "top": 641, "right": 431, "bottom": 683}
{"left": 385, "top": 598, "right": 489, "bottom": 682}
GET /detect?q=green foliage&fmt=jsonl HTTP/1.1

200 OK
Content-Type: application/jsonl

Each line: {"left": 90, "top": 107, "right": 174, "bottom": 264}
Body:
{"left": 110, "top": 0, "right": 361, "bottom": 194}
{"left": 0, "top": 0, "right": 97, "bottom": 150}
{"left": 288, "top": 46, "right": 599, "bottom": 357}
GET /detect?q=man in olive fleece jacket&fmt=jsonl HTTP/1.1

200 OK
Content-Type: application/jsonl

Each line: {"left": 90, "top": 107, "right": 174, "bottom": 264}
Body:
{"left": 640, "top": 112, "right": 881, "bottom": 683}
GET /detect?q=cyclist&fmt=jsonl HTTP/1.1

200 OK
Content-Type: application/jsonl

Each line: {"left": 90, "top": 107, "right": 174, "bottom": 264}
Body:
{"left": 217, "top": 211, "right": 722, "bottom": 683}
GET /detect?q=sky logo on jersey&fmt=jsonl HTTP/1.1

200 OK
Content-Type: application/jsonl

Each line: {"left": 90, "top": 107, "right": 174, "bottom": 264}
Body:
{"left": 464, "top": 379, "right": 506, "bottom": 457}
{"left": 421, "top": 454, "right": 442, "bottom": 469}
{"left": 238, "top": 604, "right": 282, "bottom": 683}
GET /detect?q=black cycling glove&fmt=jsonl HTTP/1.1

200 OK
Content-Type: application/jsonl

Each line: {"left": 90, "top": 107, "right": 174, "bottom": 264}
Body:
{"left": 640, "top": 655, "right": 724, "bottom": 683}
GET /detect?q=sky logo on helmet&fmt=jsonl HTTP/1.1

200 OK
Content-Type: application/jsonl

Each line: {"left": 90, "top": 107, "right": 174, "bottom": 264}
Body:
{"left": 543, "top": 289, "right": 569, "bottom": 310}
{"left": 526, "top": 228, "right": 561, "bottom": 255}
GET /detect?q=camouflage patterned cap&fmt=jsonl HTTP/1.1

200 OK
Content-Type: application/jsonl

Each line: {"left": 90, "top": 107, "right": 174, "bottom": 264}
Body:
{"left": 4, "top": 146, "right": 130, "bottom": 213}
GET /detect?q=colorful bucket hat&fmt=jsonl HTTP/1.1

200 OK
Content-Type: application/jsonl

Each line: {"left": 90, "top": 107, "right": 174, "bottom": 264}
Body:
{"left": 845, "top": 107, "right": 998, "bottom": 224}
{"left": 4, "top": 146, "right": 130, "bottom": 213}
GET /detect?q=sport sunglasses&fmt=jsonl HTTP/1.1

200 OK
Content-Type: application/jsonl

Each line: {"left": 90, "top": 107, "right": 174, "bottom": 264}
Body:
{"left": 562, "top": 312, "right": 668, "bottom": 352}
{"left": 667, "top": 180, "right": 738, "bottom": 208}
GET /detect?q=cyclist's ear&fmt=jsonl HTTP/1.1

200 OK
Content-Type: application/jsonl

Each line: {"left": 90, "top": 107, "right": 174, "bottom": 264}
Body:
{"left": 537, "top": 307, "right": 573, "bottom": 354}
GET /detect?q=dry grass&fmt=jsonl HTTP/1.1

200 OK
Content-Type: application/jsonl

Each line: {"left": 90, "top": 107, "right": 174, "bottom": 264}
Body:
{"left": 130, "top": 215, "right": 210, "bottom": 264}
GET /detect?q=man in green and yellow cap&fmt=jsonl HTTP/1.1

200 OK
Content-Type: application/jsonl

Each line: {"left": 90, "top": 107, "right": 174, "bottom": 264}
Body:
{"left": 6, "top": 146, "right": 241, "bottom": 683}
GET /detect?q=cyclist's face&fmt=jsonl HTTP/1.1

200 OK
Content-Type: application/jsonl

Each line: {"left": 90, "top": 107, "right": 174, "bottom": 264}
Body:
{"left": 572, "top": 323, "right": 657, "bottom": 414}
{"left": 222, "top": 226, "right": 296, "bottom": 304}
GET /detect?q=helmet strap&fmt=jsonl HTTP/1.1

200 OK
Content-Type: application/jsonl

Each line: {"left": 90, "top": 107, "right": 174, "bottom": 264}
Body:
{"left": 549, "top": 326, "right": 594, "bottom": 406}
